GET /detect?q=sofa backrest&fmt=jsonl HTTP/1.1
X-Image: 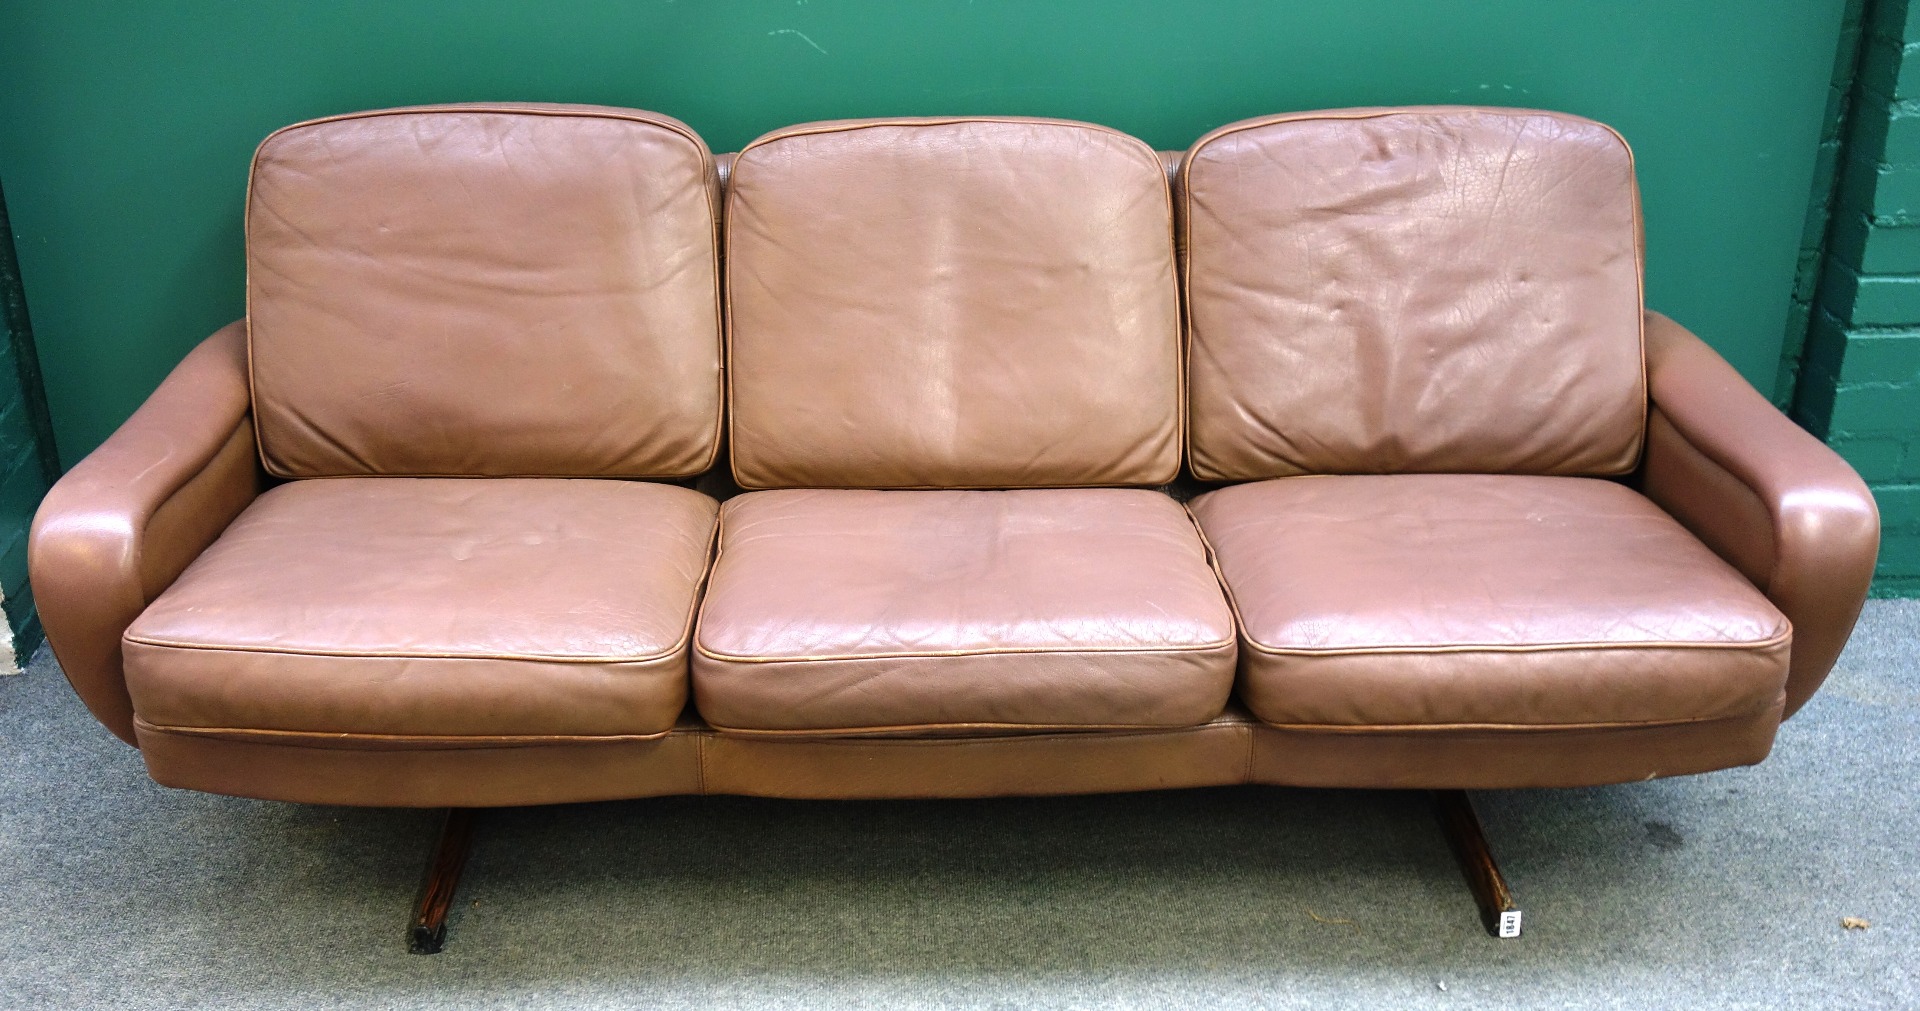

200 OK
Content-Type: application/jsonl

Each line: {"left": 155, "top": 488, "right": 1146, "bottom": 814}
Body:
{"left": 246, "top": 104, "right": 723, "bottom": 478}
{"left": 724, "top": 117, "right": 1182, "bottom": 489}
{"left": 1181, "top": 107, "right": 1646, "bottom": 481}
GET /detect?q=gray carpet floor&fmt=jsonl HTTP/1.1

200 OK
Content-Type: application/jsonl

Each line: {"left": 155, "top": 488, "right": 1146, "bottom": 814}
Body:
{"left": 2, "top": 601, "right": 1916, "bottom": 1010}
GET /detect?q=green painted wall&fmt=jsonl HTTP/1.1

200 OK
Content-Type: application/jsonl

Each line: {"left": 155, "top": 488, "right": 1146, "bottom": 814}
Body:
{"left": 1795, "top": 0, "right": 1920, "bottom": 596}
{"left": 1777, "top": 0, "right": 1869, "bottom": 406}
{"left": 0, "top": 1, "right": 1849, "bottom": 466}
{"left": 0, "top": 183, "right": 58, "bottom": 660}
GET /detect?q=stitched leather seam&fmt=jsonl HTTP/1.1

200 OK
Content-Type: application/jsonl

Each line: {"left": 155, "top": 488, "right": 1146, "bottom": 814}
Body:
{"left": 680, "top": 507, "right": 724, "bottom": 659}
{"left": 702, "top": 717, "right": 1253, "bottom": 741}
{"left": 648, "top": 506, "right": 727, "bottom": 665}
{"left": 695, "top": 493, "right": 1237, "bottom": 660}
{"left": 728, "top": 478, "right": 1196, "bottom": 492}
{"left": 693, "top": 636, "right": 1239, "bottom": 664}
{"left": 1161, "top": 145, "right": 1189, "bottom": 490}
{"left": 1178, "top": 135, "right": 1206, "bottom": 481}
{"left": 691, "top": 129, "right": 727, "bottom": 476}
{"left": 126, "top": 497, "right": 720, "bottom": 665}
{"left": 122, "top": 638, "right": 691, "bottom": 666}
{"left": 724, "top": 116, "right": 1180, "bottom": 490}
{"left": 1238, "top": 625, "right": 1793, "bottom": 657}
{"left": 1183, "top": 499, "right": 1239, "bottom": 641}
{"left": 134, "top": 717, "right": 673, "bottom": 745}
{"left": 1645, "top": 393, "right": 1790, "bottom": 593}
{"left": 134, "top": 408, "right": 255, "bottom": 607}
{"left": 260, "top": 470, "right": 718, "bottom": 481}
{"left": 1627, "top": 150, "right": 1651, "bottom": 476}
{"left": 1252, "top": 700, "right": 1783, "bottom": 735}
{"left": 1190, "top": 499, "right": 1267, "bottom": 658}
{"left": 1180, "top": 105, "right": 1647, "bottom": 480}
{"left": 1194, "top": 482, "right": 1794, "bottom": 657}
{"left": 246, "top": 103, "right": 723, "bottom": 480}
{"left": 689, "top": 497, "right": 733, "bottom": 651}
{"left": 732, "top": 115, "right": 1168, "bottom": 199}
{"left": 1644, "top": 404, "right": 1781, "bottom": 590}
{"left": 1193, "top": 496, "right": 1792, "bottom": 657}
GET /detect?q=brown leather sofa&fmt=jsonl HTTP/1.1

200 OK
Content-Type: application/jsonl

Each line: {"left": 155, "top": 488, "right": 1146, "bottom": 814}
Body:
{"left": 28, "top": 103, "right": 1880, "bottom": 947}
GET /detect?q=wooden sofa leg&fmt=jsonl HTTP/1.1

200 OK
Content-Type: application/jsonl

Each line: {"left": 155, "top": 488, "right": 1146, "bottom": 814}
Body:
{"left": 408, "top": 808, "right": 478, "bottom": 954}
{"left": 1432, "top": 790, "right": 1523, "bottom": 938}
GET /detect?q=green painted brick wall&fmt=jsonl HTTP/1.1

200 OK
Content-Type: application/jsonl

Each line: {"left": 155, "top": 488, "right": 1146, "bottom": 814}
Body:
{"left": 1781, "top": 0, "right": 1870, "bottom": 403}
{"left": 1798, "top": 0, "right": 1920, "bottom": 595}
{"left": 0, "top": 184, "right": 57, "bottom": 658}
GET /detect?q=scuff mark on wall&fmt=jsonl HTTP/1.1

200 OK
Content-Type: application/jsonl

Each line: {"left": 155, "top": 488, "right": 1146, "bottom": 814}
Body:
{"left": 768, "top": 28, "right": 828, "bottom": 55}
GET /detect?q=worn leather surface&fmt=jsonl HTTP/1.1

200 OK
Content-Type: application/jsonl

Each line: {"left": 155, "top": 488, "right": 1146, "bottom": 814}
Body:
{"left": 123, "top": 478, "right": 717, "bottom": 738}
{"left": 29, "top": 322, "right": 262, "bottom": 745}
{"left": 1248, "top": 706, "right": 1781, "bottom": 790}
{"left": 701, "top": 716, "right": 1250, "bottom": 797}
{"left": 136, "top": 720, "right": 706, "bottom": 807}
{"left": 44, "top": 108, "right": 1861, "bottom": 807}
{"left": 1182, "top": 107, "right": 1646, "bottom": 479}
{"left": 248, "top": 103, "right": 723, "bottom": 478}
{"left": 725, "top": 117, "right": 1181, "bottom": 488}
{"left": 693, "top": 488, "right": 1236, "bottom": 733}
{"left": 133, "top": 702, "right": 1783, "bottom": 806}
{"left": 1638, "top": 311, "right": 1879, "bottom": 717}
{"left": 1191, "top": 474, "right": 1791, "bottom": 728}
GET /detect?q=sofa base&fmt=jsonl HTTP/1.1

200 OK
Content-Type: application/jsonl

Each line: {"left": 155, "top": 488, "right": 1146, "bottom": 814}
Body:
{"left": 136, "top": 706, "right": 1782, "bottom": 953}
{"left": 133, "top": 703, "right": 1783, "bottom": 807}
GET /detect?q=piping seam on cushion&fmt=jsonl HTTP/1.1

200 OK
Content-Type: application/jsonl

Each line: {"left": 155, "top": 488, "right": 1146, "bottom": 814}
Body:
{"left": 693, "top": 636, "right": 1240, "bottom": 664}
{"left": 1236, "top": 624, "right": 1792, "bottom": 657}
{"left": 700, "top": 715, "right": 1257, "bottom": 741}
{"left": 121, "top": 638, "right": 695, "bottom": 665}
{"left": 132, "top": 717, "right": 677, "bottom": 746}
{"left": 1250, "top": 697, "right": 1785, "bottom": 734}
{"left": 124, "top": 505, "right": 721, "bottom": 667}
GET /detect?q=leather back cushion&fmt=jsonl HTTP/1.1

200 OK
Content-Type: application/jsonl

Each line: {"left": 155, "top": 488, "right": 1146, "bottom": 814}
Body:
{"left": 247, "top": 104, "right": 722, "bottom": 478}
{"left": 725, "top": 118, "right": 1181, "bottom": 489}
{"left": 1182, "top": 107, "right": 1646, "bottom": 480}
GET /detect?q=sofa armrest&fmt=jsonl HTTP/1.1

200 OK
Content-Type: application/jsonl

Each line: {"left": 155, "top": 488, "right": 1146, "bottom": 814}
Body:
{"left": 1638, "top": 311, "right": 1880, "bottom": 718}
{"left": 28, "top": 321, "right": 263, "bottom": 744}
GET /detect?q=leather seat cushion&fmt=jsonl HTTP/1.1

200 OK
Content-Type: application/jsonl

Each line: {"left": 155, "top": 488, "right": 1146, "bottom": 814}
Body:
{"left": 123, "top": 478, "right": 718, "bottom": 739}
{"left": 1189, "top": 474, "right": 1791, "bottom": 729}
{"left": 693, "top": 488, "right": 1237, "bottom": 734}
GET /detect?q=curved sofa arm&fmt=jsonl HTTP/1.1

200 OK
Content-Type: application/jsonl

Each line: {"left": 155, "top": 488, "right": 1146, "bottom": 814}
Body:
{"left": 28, "top": 321, "right": 263, "bottom": 744}
{"left": 1639, "top": 311, "right": 1880, "bottom": 718}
